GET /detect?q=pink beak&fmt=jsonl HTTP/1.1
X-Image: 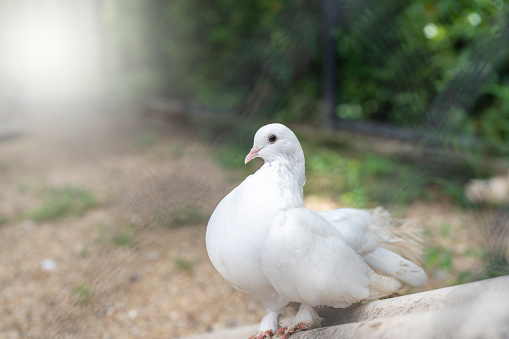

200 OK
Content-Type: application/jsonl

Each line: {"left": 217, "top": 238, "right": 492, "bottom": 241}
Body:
{"left": 244, "top": 146, "right": 261, "bottom": 164}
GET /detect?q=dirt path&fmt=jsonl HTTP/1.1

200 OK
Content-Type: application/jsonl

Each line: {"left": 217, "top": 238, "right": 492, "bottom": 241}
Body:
{"left": 0, "top": 106, "right": 483, "bottom": 338}
{"left": 0, "top": 107, "right": 263, "bottom": 338}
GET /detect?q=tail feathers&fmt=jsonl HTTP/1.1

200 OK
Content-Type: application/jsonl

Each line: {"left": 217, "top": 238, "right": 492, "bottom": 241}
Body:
{"left": 364, "top": 247, "right": 427, "bottom": 287}
{"left": 369, "top": 207, "right": 424, "bottom": 264}
{"left": 367, "top": 269, "right": 403, "bottom": 300}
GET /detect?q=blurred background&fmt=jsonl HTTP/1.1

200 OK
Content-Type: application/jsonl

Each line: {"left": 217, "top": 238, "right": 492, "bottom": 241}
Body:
{"left": 0, "top": 0, "right": 508, "bottom": 338}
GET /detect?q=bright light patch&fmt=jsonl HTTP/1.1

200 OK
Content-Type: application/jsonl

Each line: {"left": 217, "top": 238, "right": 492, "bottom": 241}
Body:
{"left": 0, "top": 2, "right": 101, "bottom": 101}
{"left": 423, "top": 23, "right": 438, "bottom": 39}
{"left": 15, "top": 21, "right": 77, "bottom": 78}
{"left": 468, "top": 12, "right": 482, "bottom": 26}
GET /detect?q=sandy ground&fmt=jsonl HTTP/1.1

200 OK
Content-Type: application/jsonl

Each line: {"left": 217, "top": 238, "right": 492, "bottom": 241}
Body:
{"left": 0, "top": 106, "right": 484, "bottom": 338}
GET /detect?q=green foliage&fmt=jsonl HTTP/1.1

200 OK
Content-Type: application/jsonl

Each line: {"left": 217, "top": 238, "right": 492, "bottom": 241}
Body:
{"left": 301, "top": 136, "right": 428, "bottom": 207}
{"left": 169, "top": 141, "right": 185, "bottom": 159}
{"left": 104, "top": 0, "right": 509, "bottom": 153}
{"left": 440, "top": 222, "right": 451, "bottom": 238}
{"left": 452, "top": 246, "right": 509, "bottom": 284}
{"left": 168, "top": 203, "right": 207, "bottom": 227}
{"left": 363, "top": 155, "right": 393, "bottom": 176}
{"left": 26, "top": 185, "right": 99, "bottom": 222}
{"left": 113, "top": 0, "right": 509, "bottom": 152}
{"left": 452, "top": 270, "right": 476, "bottom": 285}
{"left": 95, "top": 221, "right": 136, "bottom": 247}
{"left": 304, "top": 151, "right": 366, "bottom": 207}
{"left": 73, "top": 283, "right": 93, "bottom": 306}
{"left": 212, "top": 143, "right": 248, "bottom": 170}
{"left": 134, "top": 130, "right": 158, "bottom": 149}
{"left": 149, "top": 202, "right": 207, "bottom": 228}
{"left": 478, "top": 83, "right": 509, "bottom": 154}
{"left": 96, "top": 221, "right": 108, "bottom": 244}
{"left": 433, "top": 177, "right": 471, "bottom": 207}
{"left": 482, "top": 252, "right": 509, "bottom": 278}
{"left": 174, "top": 257, "right": 197, "bottom": 273}
{"left": 14, "top": 177, "right": 29, "bottom": 193}
{"left": 425, "top": 245, "right": 453, "bottom": 272}
{"left": 111, "top": 225, "right": 136, "bottom": 248}
{"left": 199, "top": 121, "right": 260, "bottom": 180}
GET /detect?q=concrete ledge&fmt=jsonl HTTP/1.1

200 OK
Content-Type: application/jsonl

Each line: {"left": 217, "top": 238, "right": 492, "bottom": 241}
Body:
{"left": 186, "top": 276, "right": 509, "bottom": 339}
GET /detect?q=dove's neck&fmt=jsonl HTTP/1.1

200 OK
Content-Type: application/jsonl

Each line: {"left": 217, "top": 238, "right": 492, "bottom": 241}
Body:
{"left": 258, "top": 150, "right": 306, "bottom": 207}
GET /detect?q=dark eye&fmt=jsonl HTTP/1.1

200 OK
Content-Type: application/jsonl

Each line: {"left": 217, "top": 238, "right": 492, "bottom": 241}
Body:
{"left": 268, "top": 134, "right": 277, "bottom": 144}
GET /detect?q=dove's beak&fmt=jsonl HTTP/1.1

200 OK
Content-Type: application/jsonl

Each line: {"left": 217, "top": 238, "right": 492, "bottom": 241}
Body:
{"left": 244, "top": 146, "right": 261, "bottom": 164}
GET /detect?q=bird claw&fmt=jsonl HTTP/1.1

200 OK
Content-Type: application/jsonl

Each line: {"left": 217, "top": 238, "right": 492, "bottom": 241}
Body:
{"left": 252, "top": 322, "right": 314, "bottom": 339}
{"left": 281, "top": 331, "right": 291, "bottom": 339}
{"left": 278, "top": 323, "right": 313, "bottom": 338}
{"left": 298, "top": 323, "right": 311, "bottom": 331}
{"left": 277, "top": 327, "right": 287, "bottom": 335}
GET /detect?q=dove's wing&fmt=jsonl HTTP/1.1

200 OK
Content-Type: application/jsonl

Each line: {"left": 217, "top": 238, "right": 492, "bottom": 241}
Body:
{"left": 317, "top": 208, "right": 427, "bottom": 287}
{"left": 261, "top": 207, "right": 376, "bottom": 308}
{"left": 316, "top": 208, "right": 379, "bottom": 255}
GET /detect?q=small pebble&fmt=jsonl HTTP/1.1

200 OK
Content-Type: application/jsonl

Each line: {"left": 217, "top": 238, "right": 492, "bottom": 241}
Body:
{"left": 128, "top": 309, "right": 138, "bottom": 320}
{"left": 40, "top": 259, "right": 57, "bottom": 271}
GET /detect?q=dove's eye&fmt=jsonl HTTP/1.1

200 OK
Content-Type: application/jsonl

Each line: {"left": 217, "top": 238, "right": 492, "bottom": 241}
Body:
{"left": 268, "top": 134, "right": 277, "bottom": 144}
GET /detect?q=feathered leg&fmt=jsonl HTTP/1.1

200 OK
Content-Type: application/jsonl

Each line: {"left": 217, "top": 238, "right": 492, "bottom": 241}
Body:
{"left": 279, "top": 303, "right": 323, "bottom": 339}
{"left": 249, "top": 310, "right": 281, "bottom": 339}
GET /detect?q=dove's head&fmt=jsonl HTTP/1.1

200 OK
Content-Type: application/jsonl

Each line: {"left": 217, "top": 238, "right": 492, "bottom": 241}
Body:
{"left": 245, "top": 123, "right": 304, "bottom": 165}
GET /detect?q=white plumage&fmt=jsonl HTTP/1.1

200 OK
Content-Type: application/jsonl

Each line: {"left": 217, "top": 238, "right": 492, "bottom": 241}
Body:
{"left": 206, "top": 123, "right": 427, "bottom": 338}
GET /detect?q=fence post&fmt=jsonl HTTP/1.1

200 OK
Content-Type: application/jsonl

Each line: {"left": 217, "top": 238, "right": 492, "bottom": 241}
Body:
{"left": 322, "top": 0, "right": 341, "bottom": 129}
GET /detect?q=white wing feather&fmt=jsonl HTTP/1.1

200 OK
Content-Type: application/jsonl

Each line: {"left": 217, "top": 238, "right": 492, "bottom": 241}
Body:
{"left": 317, "top": 207, "right": 427, "bottom": 287}
{"left": 262, "top": 207, "right": 400, "bottom": 308}
{"left": 363, "top": 247, "right": 427, "bottom": 286}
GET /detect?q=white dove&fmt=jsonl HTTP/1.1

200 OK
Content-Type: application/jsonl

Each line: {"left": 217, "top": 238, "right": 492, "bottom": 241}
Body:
{"left": 206, "top": 123, "right": 427, "bottom": 338}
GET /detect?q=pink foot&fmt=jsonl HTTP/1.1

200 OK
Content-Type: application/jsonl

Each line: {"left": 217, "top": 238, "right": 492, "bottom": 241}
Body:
{"left": 249, "top": 330, "right": 273, "bottom": 339}
{"left": 298, "top": 323, "right": 311, "bottom": 331}
{"left": 279, "top": 323, "right": 313, "bottom": 339}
